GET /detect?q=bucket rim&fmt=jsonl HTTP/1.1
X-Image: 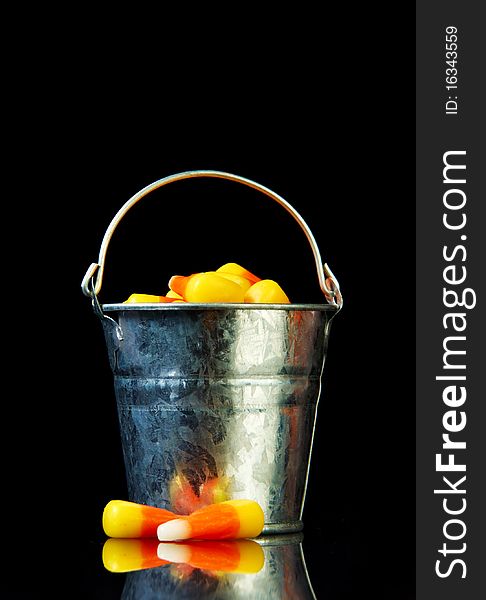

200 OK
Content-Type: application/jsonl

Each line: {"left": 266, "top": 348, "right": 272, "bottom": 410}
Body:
{"left": 101, "top": 302, "right": 339, "bottom": 313}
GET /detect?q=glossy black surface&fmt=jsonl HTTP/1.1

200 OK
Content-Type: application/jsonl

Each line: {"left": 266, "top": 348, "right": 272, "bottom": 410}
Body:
{"left": 29, "top": 522, "right": 413, "bottom": 599}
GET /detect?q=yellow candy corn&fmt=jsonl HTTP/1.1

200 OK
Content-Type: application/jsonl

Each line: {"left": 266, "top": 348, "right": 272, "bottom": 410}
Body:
{"left": 216, "top": 263, "right": 261, "bottom": 284}
{"left": 214, "top": 271, "right": 252, "bottom": 294}
{"left": 123, "top": 293, "right": 164, "bottom": 303}
{"left": 244, "top": 280, "right": 290, "bottom": 304}
{"left": 124, "top": 294, "right": 180, "bottom": 304}
{"left": 184, "top": 272, "right": 245, "bottom": 303}
{"left": 166, "top": 290, "right": 183, "bottom": 299}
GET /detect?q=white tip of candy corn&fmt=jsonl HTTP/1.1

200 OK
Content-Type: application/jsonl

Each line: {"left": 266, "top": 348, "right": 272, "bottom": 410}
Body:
{"left": 157, "top": 518, "right": 192, "bottom": 541}
{"left": 157, "top": 542, "right": 192, "bottom": 563}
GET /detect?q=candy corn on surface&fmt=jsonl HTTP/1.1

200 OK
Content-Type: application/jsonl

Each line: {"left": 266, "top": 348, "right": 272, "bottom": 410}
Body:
{"left": 157, "top": 499, "right": 264, "bottom": 542}
{"left": 103, "top": 499, "right": 264, "bottom": 542}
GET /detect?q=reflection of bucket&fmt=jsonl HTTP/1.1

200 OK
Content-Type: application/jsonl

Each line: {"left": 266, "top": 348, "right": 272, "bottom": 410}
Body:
{"left": 82, "top": 171, "right": 342, "bottom": 534}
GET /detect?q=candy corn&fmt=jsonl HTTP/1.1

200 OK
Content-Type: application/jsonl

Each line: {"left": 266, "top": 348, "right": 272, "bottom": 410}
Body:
{"left": 168, "top": 274, "right": 196, "bottom": 298}
{"left": 122, "top": 262, "right": 290, "bottom": 304}
{"left": 123, "top": 293, "right": 180, "bottom": 304}
{"left": 216, "top": 262, "right": 261, "bottom": 284}
{"left": 157, "top": 499, "right": 264, "bottom": 542}
{"left": 184, "top": 272, "right": 245, "bottom": 303}
{"left": 166, "top": 289, "right": 183, "bottom": 299}
{"left": 244, "top": 279, "right": 290, "bottom": 304}
{"left": 103, "top": 500, "right": 178, "bottom": 538}
{"left": 103, "top": 498, "right": 265, "bottom": 541}
{"left": 168, "top": 263, "right": 290, "bottom": 304}
{"left": 212, "top": 271, "right": 252, "bottom": 294}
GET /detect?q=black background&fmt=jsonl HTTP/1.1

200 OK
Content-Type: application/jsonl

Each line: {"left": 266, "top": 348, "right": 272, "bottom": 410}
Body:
{"left": 10, "top": 8, "right": 414, "bottom": 599}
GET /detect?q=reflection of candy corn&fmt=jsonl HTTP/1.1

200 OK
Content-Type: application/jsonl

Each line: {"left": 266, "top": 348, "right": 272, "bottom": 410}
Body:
{"left": 102, "top": 538, "right": 170, "bottom": 573}
{"left": 158, "top": 539, "right": 264, "bottom": 574}
{"left": 103, "top": 500, "right": 178, "bottom": 538}
{"left": 157, "top": 499, "right": 264, "bottom": 541}
{"left": 102, "top": 538, "right": 264, "bottom": 575}
{"left": 170, "top": 474, "right": 229, "bottom": 515}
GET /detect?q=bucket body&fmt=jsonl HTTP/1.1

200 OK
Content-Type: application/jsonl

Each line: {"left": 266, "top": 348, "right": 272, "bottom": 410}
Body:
{"left": 102, "top": 303, "right": 336, "bottom": 534}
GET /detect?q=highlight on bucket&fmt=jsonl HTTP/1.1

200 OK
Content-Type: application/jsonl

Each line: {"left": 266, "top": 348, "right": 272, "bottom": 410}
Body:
{"left": 81, "top": 170, "right": 343, "bottom": 535}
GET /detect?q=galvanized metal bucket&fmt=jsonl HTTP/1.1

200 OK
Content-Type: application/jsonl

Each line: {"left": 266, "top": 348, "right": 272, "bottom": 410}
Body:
{"left": 82, "top": 170, "right": 343, "bottom": 535}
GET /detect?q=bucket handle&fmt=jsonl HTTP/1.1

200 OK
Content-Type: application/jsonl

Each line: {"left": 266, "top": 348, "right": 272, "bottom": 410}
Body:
{"left": 81, "top": 170, "right": 343, "bottom": 308}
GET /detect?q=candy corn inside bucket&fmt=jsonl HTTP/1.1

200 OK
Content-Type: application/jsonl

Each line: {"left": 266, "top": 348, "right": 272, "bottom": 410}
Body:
{"left": 122, "top": 262, "right": 291, "bottom": 305}
{"left": 156, "top": 499, "right": 265, "bottom": 541}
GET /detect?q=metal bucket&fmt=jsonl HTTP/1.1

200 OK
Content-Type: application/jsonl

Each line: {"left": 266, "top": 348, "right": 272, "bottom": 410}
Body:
{"left": 82, "top": 171, "right": 342, "bottom": 534}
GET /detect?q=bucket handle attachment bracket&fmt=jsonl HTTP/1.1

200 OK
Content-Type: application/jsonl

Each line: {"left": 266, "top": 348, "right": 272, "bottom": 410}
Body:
{"left": 88, "top": 275, "right": 124, "bottom": 341}
{"left": 81, "top": 170, "right": 343, "bottom": 309}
